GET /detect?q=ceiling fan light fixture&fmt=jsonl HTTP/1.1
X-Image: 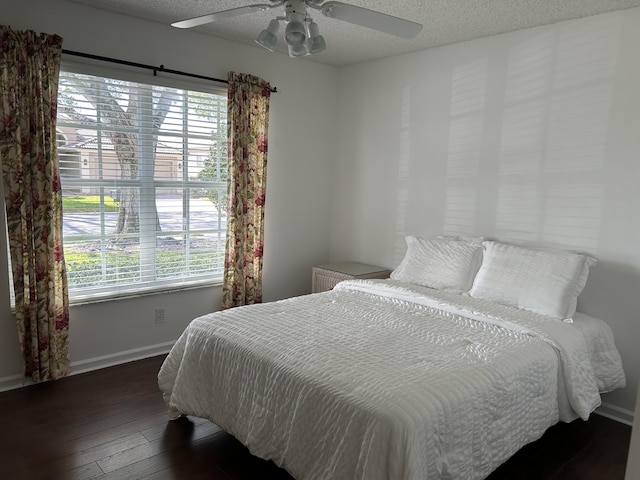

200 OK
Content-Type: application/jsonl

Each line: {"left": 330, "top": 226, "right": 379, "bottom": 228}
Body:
{"left": 255, "top": 18, "right": 280, "bottom": 51}
{"left": 287, "top": 42, "right": 308, "bottom": 58}
{"left": 173, "top": 0, "right": 424, "bottom": 59}
{"left": 285, "top": 12, "right": 306, "bottom": 46}
{"left": 305, "top": 21, "right": 326, "bottom": 54}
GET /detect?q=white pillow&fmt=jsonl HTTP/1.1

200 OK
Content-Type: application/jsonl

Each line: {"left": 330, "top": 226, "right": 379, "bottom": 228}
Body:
{"left": 391, "top": 235, "right": 483, "bottom": 292}
{"left": 469, "top": 241, "right": 596, "bottom": 320}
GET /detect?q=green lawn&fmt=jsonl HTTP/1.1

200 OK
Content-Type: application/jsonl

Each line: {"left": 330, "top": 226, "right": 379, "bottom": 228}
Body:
{"left": 63, "top": 195, "right": 119, "bottom": 212}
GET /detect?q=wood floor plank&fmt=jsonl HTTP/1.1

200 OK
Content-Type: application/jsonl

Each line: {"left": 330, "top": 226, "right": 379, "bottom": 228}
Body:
{"left": 96, "top": 433, "right": 239, "bottom": 480}
{"left": 0, "top": 411, "right": 171, "bottom": 478}
{"left": 486, "top": 414, "right": 631, "bottom": 479}
{"left": 6, "top": 432, "right": 151, "bottom": 480}
{"left": 97, "top": 420, "right": 222, "bottom": 473}
{"left": 0, "top": 355, "right": 631, "bottom": 480}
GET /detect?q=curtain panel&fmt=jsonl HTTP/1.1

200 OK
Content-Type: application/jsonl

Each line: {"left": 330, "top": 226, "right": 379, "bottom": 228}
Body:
{"left": 222, "top": 72, "right": 271, "bottom": 309}
{"left": 0, "top": 25, "right": 70, "bottom": 382}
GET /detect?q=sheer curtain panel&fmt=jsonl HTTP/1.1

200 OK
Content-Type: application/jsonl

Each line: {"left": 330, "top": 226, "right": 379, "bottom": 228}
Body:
{"left": 0, "top": 26, "right": 70, "bottom": 382}
{"left": 222, "top": 72, "right": 271, "bottom": 309}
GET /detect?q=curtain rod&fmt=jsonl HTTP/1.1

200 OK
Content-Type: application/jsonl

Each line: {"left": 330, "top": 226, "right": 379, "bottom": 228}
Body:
{"left": 61, "top": 49, "right": 278, "bottom": 93}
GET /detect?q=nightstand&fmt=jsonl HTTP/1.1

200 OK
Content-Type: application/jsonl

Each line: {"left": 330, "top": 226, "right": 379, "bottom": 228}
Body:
{"left": 312, "top": 262, "right": 391, "bottom": 293}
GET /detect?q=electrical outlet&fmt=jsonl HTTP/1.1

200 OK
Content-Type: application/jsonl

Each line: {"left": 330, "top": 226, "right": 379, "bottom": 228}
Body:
{"left": 155, "top": 308, "right": 165, "bottom": 325}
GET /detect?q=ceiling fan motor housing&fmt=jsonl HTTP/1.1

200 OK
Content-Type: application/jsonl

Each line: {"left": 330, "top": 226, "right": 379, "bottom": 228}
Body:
{"left": 284, "top": 0, "right": 307, "bottom": 15}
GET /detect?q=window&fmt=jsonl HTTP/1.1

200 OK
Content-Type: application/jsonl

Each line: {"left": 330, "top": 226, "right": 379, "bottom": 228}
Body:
{"left": 56, "top": 70, "right": 228, "bottom": 302}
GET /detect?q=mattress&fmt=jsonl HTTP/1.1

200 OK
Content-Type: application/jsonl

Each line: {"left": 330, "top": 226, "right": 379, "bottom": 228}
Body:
{"left": 158, "top": 279, "right": 625, "bottom": 480}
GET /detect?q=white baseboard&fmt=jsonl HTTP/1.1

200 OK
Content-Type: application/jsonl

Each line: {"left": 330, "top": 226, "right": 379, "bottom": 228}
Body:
{"left": 0, "top": 340, "right": 175, "bottom": 393}
{"left": 70, "top": 340, "right": 175, "bottom": 375}
{"left": 595, "top": 402, "right": 635, "bottom": 426}
{"left": 0, "top": 373, "right": 30, "bottom": 392}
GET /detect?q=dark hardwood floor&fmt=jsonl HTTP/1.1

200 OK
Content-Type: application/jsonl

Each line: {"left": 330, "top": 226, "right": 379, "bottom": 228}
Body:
{"left": 0, "top": 355, "right": 631, "bottom": 479}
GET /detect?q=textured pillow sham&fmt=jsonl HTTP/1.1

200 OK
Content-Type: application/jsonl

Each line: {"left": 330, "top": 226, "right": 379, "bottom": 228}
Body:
{"left": 390, "top": 235, "right": 483, "bottom": 292}
{"left": 469, "top": 241, "right": 596, "bottom": 320}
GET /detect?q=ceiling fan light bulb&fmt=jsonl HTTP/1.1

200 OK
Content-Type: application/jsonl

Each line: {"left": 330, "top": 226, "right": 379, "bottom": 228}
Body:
{"left": 266, "top": 18, "right": 281, "bottom": 34}
{"left": 307, "top": 21, "right": 320, "bottom": 38}
{"left": 305, "top": 21, "right": 325, "bottom": 54}
{"left": 306, "top": 34, "right": 326, "bottom": 54}
{"left": 285, "top": 12, "right": 306, "bottom": 46}
{"left": 256, "top": 30, "right": 278, "bottom": 52}
{"left": 255, "top": 19, "right": 280, "bottom": 52}
{"left": 288, "top": 42, "right": 308, "bottom": 58}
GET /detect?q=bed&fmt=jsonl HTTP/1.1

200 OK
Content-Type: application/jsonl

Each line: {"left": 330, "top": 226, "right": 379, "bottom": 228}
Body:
{"left": 158, "top": 237, "right": 626, "bottom": 480}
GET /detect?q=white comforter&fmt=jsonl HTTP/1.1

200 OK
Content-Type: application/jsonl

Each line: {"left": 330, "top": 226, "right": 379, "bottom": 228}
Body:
{"left": 158, "top": 279, "right": 625, "bottom": 480}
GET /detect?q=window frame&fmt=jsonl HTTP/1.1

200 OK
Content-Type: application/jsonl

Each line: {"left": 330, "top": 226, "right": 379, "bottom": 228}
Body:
{"left": 56, "top": 60, "right": 229, "bottom": 305}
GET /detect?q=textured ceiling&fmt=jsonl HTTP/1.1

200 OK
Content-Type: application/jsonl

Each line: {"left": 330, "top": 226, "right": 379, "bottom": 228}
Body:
{"left": 70, "top": 0, "right": 640, "bottom": 66}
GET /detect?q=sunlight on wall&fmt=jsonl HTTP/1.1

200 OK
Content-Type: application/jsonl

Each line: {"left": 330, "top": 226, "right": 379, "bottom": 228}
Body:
{"left": 389, "top": 11, "right": 624, "bottom": 269}
{"left": 542, "top": 185, "right": 604, "bottom": 252}
{"left": 442, "top": 60, "right": 487, "bottom": 237}
{"left": 450, "top": 60, "right": 488, "bottom": 116}
{"left": 498, "top": 99, "right": 546, "bottom": 176}
{"left": 495, "top": 185, "right": 541, "bottom": 242}
{"left": 504, "top": 18, "right": 616, "bottom": 252}
{"left": 545, "top": 85, "right": 612, "bottom": 173}
{"left": 393, "top": 86, "right": 412, "bottom": 264}
{"left": 444, "top": 187, "right": 478, "bottom": 236}
{"left": 439, "top": 18, "right": 619, "bottom": 253}
{"left": 446, "top": 117, "right": 484, "bottom": 178}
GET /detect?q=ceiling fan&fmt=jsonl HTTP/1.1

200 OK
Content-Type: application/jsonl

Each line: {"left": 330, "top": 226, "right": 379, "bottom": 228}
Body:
{"left": 172, "top": 0, "right": 423, "bottom": 58}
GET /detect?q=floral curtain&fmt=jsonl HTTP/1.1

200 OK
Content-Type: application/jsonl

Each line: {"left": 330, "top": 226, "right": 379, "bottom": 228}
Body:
{"left": 0, "top": 26, "right": 70, "bottom": 382}
{"left": 222, "top": 72, "right": 271, "bottom": 309}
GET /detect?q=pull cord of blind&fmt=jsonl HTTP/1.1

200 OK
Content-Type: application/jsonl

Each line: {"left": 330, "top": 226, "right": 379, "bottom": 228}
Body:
{"left": 61, "top": 49, "right": 278, "bottom": 93}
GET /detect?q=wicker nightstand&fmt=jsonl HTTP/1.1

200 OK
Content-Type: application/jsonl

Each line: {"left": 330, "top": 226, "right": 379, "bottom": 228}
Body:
{"left": 312, "top": 262, "right": 391, "bottom": 293}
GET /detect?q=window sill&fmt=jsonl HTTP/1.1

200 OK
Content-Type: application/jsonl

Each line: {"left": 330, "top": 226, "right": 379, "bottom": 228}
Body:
{"left": 68, "top": 278, "right": 223, "bottom": 307}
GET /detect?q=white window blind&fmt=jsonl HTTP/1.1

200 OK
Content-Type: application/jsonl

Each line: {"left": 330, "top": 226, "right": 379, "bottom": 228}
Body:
{"left": 56, "top": 70, "right": 228, "bottom": 302}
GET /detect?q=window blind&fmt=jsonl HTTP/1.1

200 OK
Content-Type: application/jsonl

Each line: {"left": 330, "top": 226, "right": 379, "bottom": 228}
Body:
{"left": 56, "top": 70, "right": 228, "bottom": 302}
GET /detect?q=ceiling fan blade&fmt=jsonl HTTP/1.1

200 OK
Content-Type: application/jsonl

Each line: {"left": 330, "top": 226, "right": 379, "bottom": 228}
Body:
{"left": 319, "top": 1, "right": 423, "bottom": 39}
{"left": 172, "top": 3, "right": 278, "bottom": 29}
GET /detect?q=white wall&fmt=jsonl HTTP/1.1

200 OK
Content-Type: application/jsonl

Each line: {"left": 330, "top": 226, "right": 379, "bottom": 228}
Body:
{"left": 0, "top": 0, "right": 337, "bottom": 384}
{"left": 332, "top": 9, "right": 640, "bottom": 414}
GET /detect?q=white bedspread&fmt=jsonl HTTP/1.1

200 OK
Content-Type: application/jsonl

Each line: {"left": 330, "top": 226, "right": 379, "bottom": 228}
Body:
{"left": 158, "top": 279, "right": 625, "bottom": 480}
